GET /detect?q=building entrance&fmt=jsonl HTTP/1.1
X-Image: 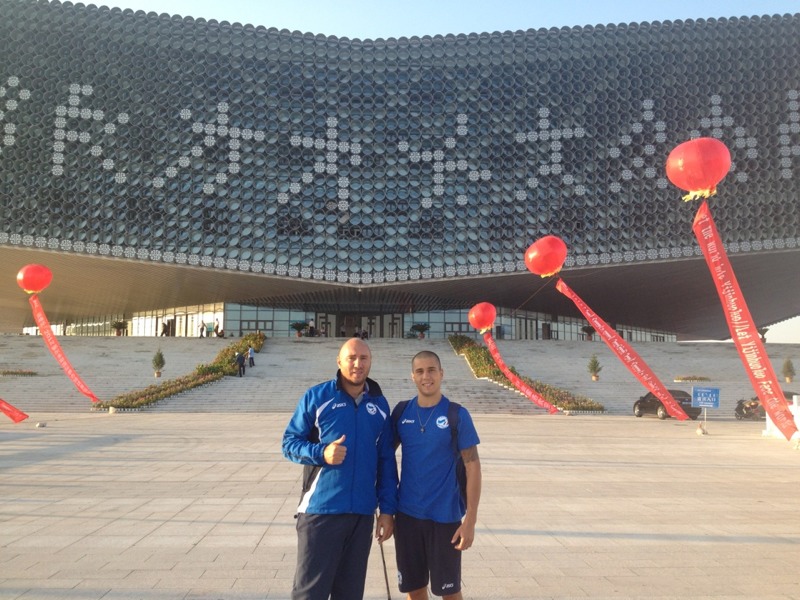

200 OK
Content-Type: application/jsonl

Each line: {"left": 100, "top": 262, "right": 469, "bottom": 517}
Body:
{"left": 337, "top": 315, "right": 377, "bottom": 338}
{"left": 335, "top": 314, "right": 408, "bottom": 339}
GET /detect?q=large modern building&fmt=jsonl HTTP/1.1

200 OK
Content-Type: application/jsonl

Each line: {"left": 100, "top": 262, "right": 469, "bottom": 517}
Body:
{"left": 1, "top": 0, "right": 799, "bottom": 340}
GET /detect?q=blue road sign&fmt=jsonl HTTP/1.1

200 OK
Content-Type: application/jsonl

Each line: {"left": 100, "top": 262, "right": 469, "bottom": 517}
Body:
{"left": 692, "top": 386, "right": 720, "bottom": 409}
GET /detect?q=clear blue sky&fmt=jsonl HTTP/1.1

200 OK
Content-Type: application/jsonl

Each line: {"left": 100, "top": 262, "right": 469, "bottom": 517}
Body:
{"left": 89, "top": 0, "right": 799, "bottom": 38}
{"left": 86, "top": 0, "right": 800, "bottom": 343}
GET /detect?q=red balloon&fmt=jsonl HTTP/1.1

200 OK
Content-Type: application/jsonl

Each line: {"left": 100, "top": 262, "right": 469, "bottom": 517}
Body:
{"left": 468, "top": 302, "right": 496, "bottom": 331}
{"left": 524, "top": 236, "right": 568, "bottom": 277}
{"left": 665, "top": 137, "right": 731, "bottom": 200}
{"left": 16, "top": 264, "right": 53, "bottom": 294}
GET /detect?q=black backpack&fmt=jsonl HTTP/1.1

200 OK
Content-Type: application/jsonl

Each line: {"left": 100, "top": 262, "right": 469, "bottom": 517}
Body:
{"left": 391, "top": 399, "right": 467, "bottom": 507}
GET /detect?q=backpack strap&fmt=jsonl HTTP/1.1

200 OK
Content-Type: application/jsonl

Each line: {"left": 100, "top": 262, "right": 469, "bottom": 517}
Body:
{"left": 391, "top": 400, "right": 410, "bottom": 449}
{"left": 447, "top": 400, "right": 469, "bottom": 507}
{"left": 447, "top": 400, "right": 461, "bottom": 456}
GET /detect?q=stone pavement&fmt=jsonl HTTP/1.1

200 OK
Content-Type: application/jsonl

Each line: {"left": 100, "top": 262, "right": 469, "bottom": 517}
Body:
{"left": 2, "top": 410, "right": 800, "bottom": 600}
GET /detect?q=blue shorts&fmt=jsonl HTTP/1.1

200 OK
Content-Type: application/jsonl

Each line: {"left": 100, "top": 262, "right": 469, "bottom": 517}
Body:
{"left": 394, "top": 511, "right": 462, "bottom": 597}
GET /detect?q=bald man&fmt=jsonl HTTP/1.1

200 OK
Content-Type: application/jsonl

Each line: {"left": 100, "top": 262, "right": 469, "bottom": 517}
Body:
{"left": 283, "top": 338, "right": 398, "bottom": 600}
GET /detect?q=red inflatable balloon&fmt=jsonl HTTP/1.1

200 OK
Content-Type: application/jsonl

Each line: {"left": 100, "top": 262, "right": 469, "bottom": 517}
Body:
{"left": 665, "top": 137, "right": 731, "bottom": 201}
{"left": 524, "top": 236, "right": 568, "bottom": 277}
{"left": 468, "top": 302, "right": 496, "bottom": 332}
{"left": 16, "top": 264, "right": 53, "bottom": 294}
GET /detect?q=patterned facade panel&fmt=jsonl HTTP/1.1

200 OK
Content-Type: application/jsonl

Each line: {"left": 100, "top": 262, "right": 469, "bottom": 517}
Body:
{"left": 0, "top": 1, "right": 799, "bottom": 284}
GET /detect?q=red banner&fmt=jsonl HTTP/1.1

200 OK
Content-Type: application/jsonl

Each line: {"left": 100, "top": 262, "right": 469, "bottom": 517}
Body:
{"left": 482, "top": 332, "right": 559, "bottom": 413}
{"left": 692, "top": 201, "right": 798, "bottom": 441}
{"left": 555, "top": 278, "right": 689, "bottom": 420}
{"left": 0, "top": 398, "right": 29, "bottom": 423}
{"left": 29, "top": 294, "right": 100, "bottom": 403}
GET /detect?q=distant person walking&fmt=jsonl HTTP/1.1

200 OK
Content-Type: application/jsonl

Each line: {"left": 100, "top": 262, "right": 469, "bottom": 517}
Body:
{"left": 235, "top": 352, "right": 246, "bottom": 377}
{"left": 248, "top": 345, "right": 255, "bottom": 367}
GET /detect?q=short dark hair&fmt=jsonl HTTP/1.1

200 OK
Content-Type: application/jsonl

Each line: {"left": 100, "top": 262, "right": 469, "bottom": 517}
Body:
{"left": 411, "top": 350, "right": 441, "bottom": 369}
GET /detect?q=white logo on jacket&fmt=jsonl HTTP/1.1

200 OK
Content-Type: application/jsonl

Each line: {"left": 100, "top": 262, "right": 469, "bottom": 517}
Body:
{"left": 332, "top": 402, "right": 347, "bottom": 409}
{"left": 366, "top": 402, "right": 377, "bottom": 415}
{"left": 436, "top": 415, "right": 449, "bottom": 429}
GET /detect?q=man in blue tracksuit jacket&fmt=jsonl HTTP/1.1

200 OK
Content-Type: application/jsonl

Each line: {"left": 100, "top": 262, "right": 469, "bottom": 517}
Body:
{"left": 282, "top": 337, "right": 398, "bottom": 600}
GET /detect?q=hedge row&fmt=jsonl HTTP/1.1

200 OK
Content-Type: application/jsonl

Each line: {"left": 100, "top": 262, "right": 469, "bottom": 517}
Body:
{"left": 448, "top": 334, "right": 604, "bottom": 412}
{"left": 96, "top": 332, "right": 266, "bottom": 410}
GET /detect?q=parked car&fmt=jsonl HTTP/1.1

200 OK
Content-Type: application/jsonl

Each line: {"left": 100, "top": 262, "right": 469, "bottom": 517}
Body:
{"left": 633, "top": 389, "right": 701, "bottom": 420}
{"left": 734, "top": 390, "right": 797, "bottom": 421}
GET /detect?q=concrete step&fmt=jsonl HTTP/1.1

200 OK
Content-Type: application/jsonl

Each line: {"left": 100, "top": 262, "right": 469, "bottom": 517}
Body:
{"left": 0, "top": 336, "right": 224, "bottom": 413}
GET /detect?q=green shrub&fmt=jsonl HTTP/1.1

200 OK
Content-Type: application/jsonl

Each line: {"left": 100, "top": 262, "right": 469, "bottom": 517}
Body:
{"left": 152, "top": 348, "right": 165, "bottom": 372}
{"left": 0, "top": 369, "right": 37, "bottom": 376}
{"left": 782, "top": 358, "right": 796, "bottom": 379}
{"left": 195, "top": 363, "right": 226, "bottom": 376}
{"left": 587, "top": 354, "right": 602, "bottom": 376}
{"left": 449, "top": 334, "right": 477, "bottom": 354}
{"left": 673, "top": 375, "right": 711, "bottom": 382}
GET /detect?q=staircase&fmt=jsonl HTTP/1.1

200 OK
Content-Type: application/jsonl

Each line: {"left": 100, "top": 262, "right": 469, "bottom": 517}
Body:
{"left": 124, "top": 338, "right": 537, "bottom": 414}
{"left": 1, "top": 334, "right": 798, "bottom": 418}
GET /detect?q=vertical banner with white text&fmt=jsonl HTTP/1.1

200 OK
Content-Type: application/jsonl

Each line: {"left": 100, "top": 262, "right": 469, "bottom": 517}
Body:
{"left": 692, "top": 201, "right": 797, "bottom": 441}
{"left": 482, "top": 333, "right": 558, "bottom": 413}
{"left": 555, "top": 278, "right": 689, "bottom": 420}
{"left": 29, "top": 294, "right": 100, "bottom": 404}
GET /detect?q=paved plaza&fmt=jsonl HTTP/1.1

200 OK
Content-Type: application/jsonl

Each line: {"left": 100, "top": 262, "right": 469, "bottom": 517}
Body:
{"left": 1, "top": 409, "right": 799, "bottom": 600}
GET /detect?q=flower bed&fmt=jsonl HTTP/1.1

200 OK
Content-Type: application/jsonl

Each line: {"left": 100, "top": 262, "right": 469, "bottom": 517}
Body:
{"left": 0, "top": 370, "right": 37, "bottom": 377}
{"left": 96, "top": 332, "right": 266, "bottom": 410}
{"left": 449, "top": 334, "right": 604, "bottom": 412}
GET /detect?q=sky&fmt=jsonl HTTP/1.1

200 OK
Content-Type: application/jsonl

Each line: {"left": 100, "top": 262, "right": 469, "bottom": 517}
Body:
{"left": 70, "top": 0, "right": 800, "bottom": 343}
{"left": 82, "top": 0, "right": 799, "bottom": 39}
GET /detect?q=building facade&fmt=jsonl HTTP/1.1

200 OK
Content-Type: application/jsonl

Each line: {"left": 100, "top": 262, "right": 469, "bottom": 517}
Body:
{"left": 1, "top": 1, "right": 799, "bottom": 339}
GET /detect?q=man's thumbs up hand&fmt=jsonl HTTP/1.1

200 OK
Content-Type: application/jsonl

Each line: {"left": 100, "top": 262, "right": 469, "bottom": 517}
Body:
{"left": 324, "top": 434, "right": 347, "bottom": 465}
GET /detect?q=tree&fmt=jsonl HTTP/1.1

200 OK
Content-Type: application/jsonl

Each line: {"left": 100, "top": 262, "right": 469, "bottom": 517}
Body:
{"left": 152, "top": 348, "right": 165, "bottom": 377}
{"left": 290, "top": 322, "right": 308, "bottom": 337}
{"left": 111, "top": 320, "right": 127, "bottom": 336}
{"left": 410, "top": 323, "right": 430, "bottom": 339}
{"left": 782, "top": 358, "right": 796, "bottom": 383}
{"left": 587, "top": 354, "right": 602, "bottom": 380}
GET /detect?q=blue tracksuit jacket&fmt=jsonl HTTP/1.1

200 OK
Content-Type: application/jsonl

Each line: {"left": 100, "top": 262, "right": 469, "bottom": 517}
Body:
{"left": 282, "top": 372, "right": 398, "bottom": 516}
